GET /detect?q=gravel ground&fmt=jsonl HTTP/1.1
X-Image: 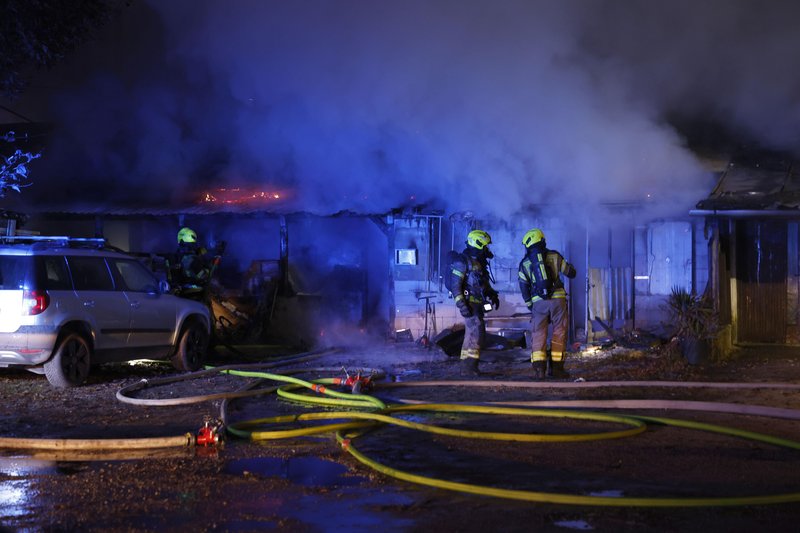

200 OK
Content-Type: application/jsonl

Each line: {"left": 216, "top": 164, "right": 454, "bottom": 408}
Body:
{"left": 2, "top": 341, "right": 800, "bottom": 532}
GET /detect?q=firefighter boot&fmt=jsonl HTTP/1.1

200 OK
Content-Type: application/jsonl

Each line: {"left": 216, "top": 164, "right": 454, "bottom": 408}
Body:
{"left": 531, "top": 361, "right": 546, "bottom": 380}
{"left": 460, "top": 357, "right": 480, "bottom": 376}
{"left": 551, "top": 360, "right": 571, "bottom": 379}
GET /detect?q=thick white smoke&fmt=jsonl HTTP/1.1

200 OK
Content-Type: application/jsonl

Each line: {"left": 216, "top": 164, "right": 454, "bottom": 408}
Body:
{"left": 18, "top": 0, "right": 800, "bottom": 218}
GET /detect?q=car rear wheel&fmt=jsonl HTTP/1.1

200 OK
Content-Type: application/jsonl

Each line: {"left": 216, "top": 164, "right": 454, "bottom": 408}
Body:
{"left": 171, "top": 321, "right": 209, "bottom": 372}
{"left": 44, "top": 332, "right": 91, "bottom": 387}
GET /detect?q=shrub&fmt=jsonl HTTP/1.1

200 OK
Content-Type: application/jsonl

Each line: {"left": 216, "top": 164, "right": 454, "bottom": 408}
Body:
{"left": 664, "top": 286, "right": 719, "bottom": 341}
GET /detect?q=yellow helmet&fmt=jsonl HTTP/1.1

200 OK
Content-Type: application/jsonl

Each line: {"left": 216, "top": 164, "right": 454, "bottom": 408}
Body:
{"left": 177, "top": 227, "right": 198, "bottom": 244}
{"left": 467, "top": 229, "right": 492, "bottom": 250}
{"left": 522, "top": 228, "right": 545, "bottom": 248}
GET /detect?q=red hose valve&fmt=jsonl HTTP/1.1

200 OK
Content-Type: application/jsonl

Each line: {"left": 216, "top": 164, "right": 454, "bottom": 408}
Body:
{"left": 340, "top": 367, "right": 375, "bottom": 394}
{"left": 196, "top": 416, "right": 224, "bottom": 447}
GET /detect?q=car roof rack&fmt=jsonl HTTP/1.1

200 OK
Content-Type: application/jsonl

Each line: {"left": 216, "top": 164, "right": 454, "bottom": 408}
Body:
{"left": 0, "top": 235, "right": 108, "bottom": 248}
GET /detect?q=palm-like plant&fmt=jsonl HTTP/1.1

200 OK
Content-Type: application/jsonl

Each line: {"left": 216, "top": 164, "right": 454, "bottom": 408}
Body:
{"left": 665, "top": 286, "right": 719, "bottom": 341}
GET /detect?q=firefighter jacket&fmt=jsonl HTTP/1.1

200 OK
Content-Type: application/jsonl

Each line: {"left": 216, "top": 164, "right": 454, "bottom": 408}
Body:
{"left": 518, "top": 245, "right": 576, "bottom": 307}
{"left": 450, "top": 247, "right": 497, "bottom": 306}
{"left": 176, "top": 242, "right": 212, "bottom": 286}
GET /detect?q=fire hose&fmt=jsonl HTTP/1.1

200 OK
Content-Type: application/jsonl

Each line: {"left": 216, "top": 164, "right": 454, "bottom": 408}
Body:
{"left": 0, "top": 349, "right": 340, "bottom": 454}
{"left": 4, "top": 359, "right": 800, "bottom": 506}
{"left": 211, "top": 368, "right": 800, "bottom": 507}
{"left": 115, "top": 347, "right": 343, "bottom": 406}
{"left": 0, "top": 434, "right": 194, "bottom": 451}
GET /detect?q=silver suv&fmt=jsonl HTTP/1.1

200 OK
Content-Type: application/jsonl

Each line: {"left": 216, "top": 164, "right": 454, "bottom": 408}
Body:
{"left": 0, "top": 236, "right": 211, "bottom": 387}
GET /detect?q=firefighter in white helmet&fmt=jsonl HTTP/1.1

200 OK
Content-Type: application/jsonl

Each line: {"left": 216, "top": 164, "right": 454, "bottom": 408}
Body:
{"left": 449, "top": 229, "right": 500, "bottom": 376}
{"left": 518, "top": 228, "right": 576, "bottom": 380}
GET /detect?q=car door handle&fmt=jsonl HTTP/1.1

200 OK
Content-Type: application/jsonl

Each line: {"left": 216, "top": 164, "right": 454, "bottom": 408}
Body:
{"left": 130, "top": 301, "right": 141, "bottom": 309}
{"left": 83, "top": 300, "right": 95, "bottom": 308}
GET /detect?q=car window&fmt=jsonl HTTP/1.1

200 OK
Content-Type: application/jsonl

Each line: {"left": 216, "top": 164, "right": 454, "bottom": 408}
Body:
{"left": 109, "top": 258, "right": 159, "bottom": 293}
{"left": 67, "top": 256, "right": 115, "bottom": 291}
{"left": 40, "top": 256, "right": 73, "bottom": 290}
{"left": 0, "top": 255, "right": 32, "bottom": 290}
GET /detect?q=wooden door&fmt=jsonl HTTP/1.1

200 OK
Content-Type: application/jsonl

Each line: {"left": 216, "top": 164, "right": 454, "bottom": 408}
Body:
{"left": 736, "top": 220, "right": 787, "bottom": 343}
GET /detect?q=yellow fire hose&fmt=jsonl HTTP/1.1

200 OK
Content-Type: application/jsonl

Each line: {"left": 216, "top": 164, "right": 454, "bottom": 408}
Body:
{"left": 6, "top": 360, "right": 800, "bottom": 507}
{"left": 219, "top": 367, "right": 800, "bottom": 507}
{"left": 333, "top": 427, "right": 800, "bottom": 507}
{"left": 225, "top": 405, "right": 646, "bottom": 443}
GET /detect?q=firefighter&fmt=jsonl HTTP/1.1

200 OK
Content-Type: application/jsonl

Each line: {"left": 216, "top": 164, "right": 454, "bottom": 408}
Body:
{"left": 450, "top": 229, "right": 500, "bottom": 375}
{"left": 518, "top": 228, "right": 577, "bottom": 380}
{"left": 175, "top": 227, "right": 212, "bottom": 294}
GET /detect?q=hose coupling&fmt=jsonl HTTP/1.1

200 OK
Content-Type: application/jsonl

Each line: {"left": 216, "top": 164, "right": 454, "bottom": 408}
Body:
{"left": 196, "top": 415, "right": 224, "bottom": 448}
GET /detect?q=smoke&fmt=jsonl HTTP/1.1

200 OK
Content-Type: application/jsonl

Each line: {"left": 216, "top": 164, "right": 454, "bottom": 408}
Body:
{"left": 26, "top": 0, "right": 800, "bottom": 218}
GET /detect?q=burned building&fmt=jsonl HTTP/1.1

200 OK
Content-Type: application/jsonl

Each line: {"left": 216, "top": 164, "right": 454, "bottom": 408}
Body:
{"left": 691, "top": 151, "right": 800, "bottom": 347}
{"left": 8, "top": 192, "right": 713, "bottom": 353}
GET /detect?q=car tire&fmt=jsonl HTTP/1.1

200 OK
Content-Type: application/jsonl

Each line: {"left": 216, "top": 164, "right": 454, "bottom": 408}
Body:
{"left": 44, "top": 332, "right": 92, "bottom": 388}
{"left": 171, "top": 321, "right": 209, "bottom": 372}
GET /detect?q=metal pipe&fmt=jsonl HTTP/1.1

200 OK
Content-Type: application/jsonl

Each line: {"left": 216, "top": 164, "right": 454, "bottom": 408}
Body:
{"left": 585, "top": 222, "right": 590, "bottom": 344}
{"left": 437, "top": 216, "right": 442, "bottom": 293}
{"left": 690, "top": 209, "right": 800, "bottom": 218}
{"left": 631, "top": 226, "right": 636, "bottom": 331}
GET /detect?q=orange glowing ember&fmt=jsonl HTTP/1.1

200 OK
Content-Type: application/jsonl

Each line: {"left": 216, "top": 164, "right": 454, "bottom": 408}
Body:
{"left": 201, "top": 187, "right": 288, "bottom": 205}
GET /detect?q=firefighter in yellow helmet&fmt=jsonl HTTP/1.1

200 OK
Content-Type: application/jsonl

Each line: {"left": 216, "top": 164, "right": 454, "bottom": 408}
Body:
{"left": 175, "top": 227, "right": 212, "bottom": 294}
{"left": 518, "top": 229, "right": 576, "bottom": 379}
{"left": 449, "top": 229, "right": 500, "bottom": 375}
{"left": 177, "top": 226, "right": 198, "bottom": 245}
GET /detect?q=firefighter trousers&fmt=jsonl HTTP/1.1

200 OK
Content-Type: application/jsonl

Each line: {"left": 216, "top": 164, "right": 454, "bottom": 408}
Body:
{"left": 529, "top": 297, "right": 568, "bottom": 363}
{"left": 460, "top": 307, "right": 486, "bottom": 360}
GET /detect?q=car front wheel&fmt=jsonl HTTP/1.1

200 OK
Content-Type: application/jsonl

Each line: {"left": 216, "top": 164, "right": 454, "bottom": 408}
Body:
{"left": 171, "top": 321, "right": 209, "bottom": 372}
{"left": 44, "top": 332, "right": 92, "bottom": 387}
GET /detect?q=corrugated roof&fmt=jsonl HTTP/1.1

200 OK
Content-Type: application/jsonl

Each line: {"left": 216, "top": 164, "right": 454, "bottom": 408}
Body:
{"left": 695, "top": 155, "right": 800, "bottom": 212}
{"left": 17, "top": 200, "right": 406, "bottom": 219}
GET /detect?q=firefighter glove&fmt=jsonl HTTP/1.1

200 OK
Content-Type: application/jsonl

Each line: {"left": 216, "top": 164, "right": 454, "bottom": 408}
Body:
{"left": 457, "top": 299, "right": 473, "bottom": 318}
{"left": 488, "top": 290, "right": 500, "bottom": 310}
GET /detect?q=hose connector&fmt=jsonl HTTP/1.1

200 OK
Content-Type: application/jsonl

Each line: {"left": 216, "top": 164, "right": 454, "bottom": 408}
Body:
{"left": 196, "top": 416, "right": 224, "bottom": 449}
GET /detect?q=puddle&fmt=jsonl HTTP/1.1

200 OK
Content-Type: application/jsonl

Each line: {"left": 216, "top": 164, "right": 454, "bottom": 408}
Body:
{"left": 222, "top": 457, "right": 415, "bottom": 531}
{"left": 212, "top": 482, "right": 415, "bottom": 531}
{"left": 393, "top": 369, "right": 422, "bottom": 382}
{"left": 0, "top": 456, "right": 61, "bottom": 477}
{"left": 587, "top": 489, "right": 625, "bottom": 497}
{"left": 222, "top": 518, "right": 279, "bottom": 531}
{"left": 0, "top": 452, "right": 419, "bottom": 532}
{"left": 224, "top": 456, "right": 367, "bottom": 487}
{"left": 285, "top": 488, "right": 415, "bottom": 531}
{"left": 0, "top": 456, "right": 58, "bottom": 521}
{"left": 0, "top": 479, "right": 32, "bottom": 518}
{"left": 554, "top": 519, "right": 594, "bottom": 530}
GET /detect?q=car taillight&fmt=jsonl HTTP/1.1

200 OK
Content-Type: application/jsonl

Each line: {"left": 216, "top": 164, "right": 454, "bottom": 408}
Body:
{"left": 22, "top": 289, "right": 50, "bottom": 315}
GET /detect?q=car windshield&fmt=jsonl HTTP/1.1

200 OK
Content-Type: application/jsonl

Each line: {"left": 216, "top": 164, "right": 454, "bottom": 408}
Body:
{"left": 0, "top": 256, "right": 33, "bottom": 290}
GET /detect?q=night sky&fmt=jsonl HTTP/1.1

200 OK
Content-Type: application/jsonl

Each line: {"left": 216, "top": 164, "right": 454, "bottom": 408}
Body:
{"left": 6, "top": 0, "right": 800, "bottom": 218}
